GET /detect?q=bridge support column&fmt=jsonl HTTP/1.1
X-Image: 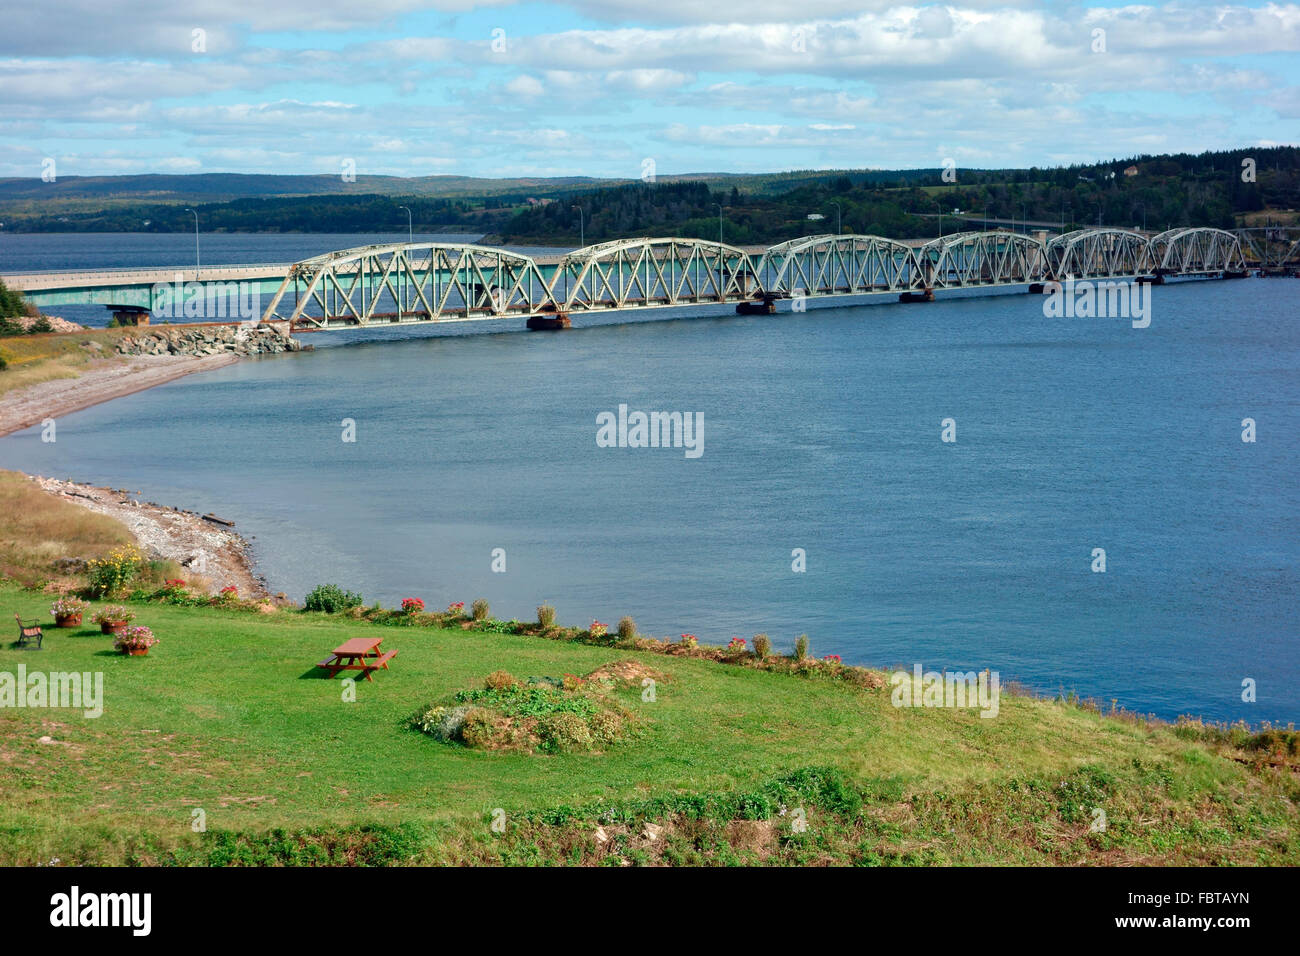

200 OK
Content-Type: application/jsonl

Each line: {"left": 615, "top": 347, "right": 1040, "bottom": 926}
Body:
{"left": 898, "top": 290, "right": 934, "bottom": 303}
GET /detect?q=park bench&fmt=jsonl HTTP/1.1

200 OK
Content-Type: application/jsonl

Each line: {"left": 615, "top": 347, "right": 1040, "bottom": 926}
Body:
{"left": 14, "top": 614, "right": 43, "bottom": 650}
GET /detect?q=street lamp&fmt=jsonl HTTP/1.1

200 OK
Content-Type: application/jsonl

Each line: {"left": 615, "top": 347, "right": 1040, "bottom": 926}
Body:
{"left": 398, "top": 205, "right": 413, "bottom": 245}
{"left": 572, "top": 205, "right": 584, "bottom": 248}
{"left": 713, "top": 203, "right": 725, "bottom": 246}
{"left": 1133, "top": 202, "right": 1146, "bottom": 232}
{"left": 829, "top": 200, "right": 842, "bottom": 235}
{"left": 184, "top": 208, "right": 199, "bottom": 280}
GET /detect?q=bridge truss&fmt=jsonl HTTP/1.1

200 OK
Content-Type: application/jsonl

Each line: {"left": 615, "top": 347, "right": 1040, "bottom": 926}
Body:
{"left": 257, "top": 227, "right": 1273, "bottom": 328}
{"left": 261, "top": 242, "right": 559, "bottom": 329}
{"left": 549, "top": 238, "right": 758, "bottom": 312}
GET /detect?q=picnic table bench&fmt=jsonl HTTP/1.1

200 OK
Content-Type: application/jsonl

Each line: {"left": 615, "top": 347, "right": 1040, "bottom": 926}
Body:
{"left": 317, "top": 637, "right": 396, "bottom": 681}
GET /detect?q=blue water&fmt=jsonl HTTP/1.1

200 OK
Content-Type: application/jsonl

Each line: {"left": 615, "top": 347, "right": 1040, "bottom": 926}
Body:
{"left": 2, "top": 235, "right": 1297, "bottom": 723}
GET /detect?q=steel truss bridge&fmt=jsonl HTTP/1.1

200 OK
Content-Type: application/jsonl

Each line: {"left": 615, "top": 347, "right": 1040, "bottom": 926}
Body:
{"left": 260, "top": 227, "right": 1260, "bottom": 331}
{"left": 5, "top": 226, "right": 1285, "bottom": 329}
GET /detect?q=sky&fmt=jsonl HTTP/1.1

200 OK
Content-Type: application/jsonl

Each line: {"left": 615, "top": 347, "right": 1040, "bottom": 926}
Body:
{"left": 2, "top": 0, "right": 1298, "bottom": 180}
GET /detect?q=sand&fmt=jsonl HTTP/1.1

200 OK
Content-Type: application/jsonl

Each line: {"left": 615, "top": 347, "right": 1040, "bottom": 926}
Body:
{"left": 0, "top": 353, "right": 240, "bottom": 437}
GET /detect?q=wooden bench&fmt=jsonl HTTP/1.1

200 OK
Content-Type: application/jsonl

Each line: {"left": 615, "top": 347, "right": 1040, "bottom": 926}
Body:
{"left": 14, "top": 614, "right": 43, "bottom": 650}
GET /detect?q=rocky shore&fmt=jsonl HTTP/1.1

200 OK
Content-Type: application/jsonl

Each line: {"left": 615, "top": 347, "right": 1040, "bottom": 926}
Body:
{"left": 32, "top": 475, "right": 270, "bottom": 598}
{"left": 114, "top": 321, "right": 307, "bottom": 358}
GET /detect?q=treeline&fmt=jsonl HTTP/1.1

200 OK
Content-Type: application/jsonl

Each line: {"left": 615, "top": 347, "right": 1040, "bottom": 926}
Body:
{"left": 4, "top": 194, "right": 516, "bottom": 234}
{"left": 3, "top": 146, "right": 1296, "bottom": 240}
{"left": 499, "top": 147, "right": 1300, "bottom": 244}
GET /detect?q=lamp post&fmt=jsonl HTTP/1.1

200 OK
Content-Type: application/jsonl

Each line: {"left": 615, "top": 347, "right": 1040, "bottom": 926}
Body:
{"left": 713, "top": 203, "right": 724, "bottom": 246}
{"left": 398, "top": 205, "right": 413, "bottom": 245}
{"left": 829, "top": 200, "right": 842, "bottom": 235}
{"left": 184, "top": 208, "right": 199, "bottom": 280}
{"left": 572, "top": 205, "right": 584, "bottom": 248}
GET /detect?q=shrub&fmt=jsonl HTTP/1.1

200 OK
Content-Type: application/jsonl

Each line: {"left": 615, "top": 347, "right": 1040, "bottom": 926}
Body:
{"left": 589, "top": 620, "right": 608, "bottom": 640}
{"left": 86, "top": 545, "right": 145, "bottom": 597}
{"left": 484, "top": 670, "right": 520, "bottom": 692}
{"left": 537, "top": 604, "right": 556, "bottom": 629}
{"left": 471, "top": 598, "right": 490, "bottom": 621}
{"left": 304, "top": 584, "right": 363, "bottom": 614}
{"left": 400, "top": 597, "right": 424, "bottom": 614}
{"left": 538, "top": 712, "right": 593, "bottom": 752}
{"left": 588, "top": 711, "right": 624, "bottom": 745}
{"left": 446, "top": 601, "right": 465, "bottom": 617}
{"left": 460, "top": 708, "right": 499, "bottom": 748}
{"left": 617, "top": 616, "right": 636, "bottom": 640}
{"left": 794, "top": 634, "right": 810, "bottom": 661}
{"left": 28, "top": 316, "right": 52, "bottom": 334}
{"left": 753, "top": 633, "right": 772, "bottom": 659}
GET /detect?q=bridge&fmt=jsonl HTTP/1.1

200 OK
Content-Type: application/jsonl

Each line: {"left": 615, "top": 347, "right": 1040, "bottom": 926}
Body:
{"left": 3, "top": 226, "right": 1285, "bottom": 332}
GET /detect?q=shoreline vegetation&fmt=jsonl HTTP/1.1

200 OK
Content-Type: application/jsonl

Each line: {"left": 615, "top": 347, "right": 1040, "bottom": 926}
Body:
{"left": 1, "top": 322, "right": 1295, "bottom": 867}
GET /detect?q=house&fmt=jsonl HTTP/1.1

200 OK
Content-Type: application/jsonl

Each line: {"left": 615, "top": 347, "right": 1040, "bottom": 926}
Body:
{"left": 1123, "top": 165, "right": 1139, "bottom": 177}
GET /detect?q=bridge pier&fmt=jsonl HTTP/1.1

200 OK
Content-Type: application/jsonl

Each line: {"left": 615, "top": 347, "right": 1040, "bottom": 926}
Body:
{"left": 526, "top": 312, "right": 571, "bottom": 331}
{"left": 898, "top": 290, "right": 934, "bottom": 303}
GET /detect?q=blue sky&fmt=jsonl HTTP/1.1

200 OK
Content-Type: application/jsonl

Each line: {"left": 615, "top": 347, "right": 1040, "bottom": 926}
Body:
{"left": 2, "top": 0, "right": 1297, "bottom": 179}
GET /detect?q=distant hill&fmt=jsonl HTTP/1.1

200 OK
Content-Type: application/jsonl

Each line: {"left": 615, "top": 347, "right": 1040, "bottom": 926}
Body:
{"left": 1, "top": 146, "right": 1294, "bottom": 239}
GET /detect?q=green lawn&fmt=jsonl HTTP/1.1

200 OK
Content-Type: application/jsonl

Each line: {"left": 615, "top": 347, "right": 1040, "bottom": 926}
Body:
{"left": 1, "top": 584, "right": 1295, "bottom": 865}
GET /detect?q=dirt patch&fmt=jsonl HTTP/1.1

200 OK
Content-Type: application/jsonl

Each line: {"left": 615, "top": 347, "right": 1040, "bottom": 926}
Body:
{"left": 585, "top": 660, "right": 666, "bottom": 685}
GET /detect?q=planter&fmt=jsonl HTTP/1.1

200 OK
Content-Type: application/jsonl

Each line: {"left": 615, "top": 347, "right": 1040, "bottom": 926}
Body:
{"left": 55, "top": 613, "right": 83, "bottom": 628}
{"left": 124, "top": 648, "right": 150, "bottom": 657}
{"left": 100, "top": 621, "right": 129, "bottom": 635}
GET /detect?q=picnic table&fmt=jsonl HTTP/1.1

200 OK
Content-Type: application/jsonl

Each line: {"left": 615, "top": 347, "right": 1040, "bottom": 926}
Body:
{"left": 317, "top": 637, "right": 397, "bottom": 681}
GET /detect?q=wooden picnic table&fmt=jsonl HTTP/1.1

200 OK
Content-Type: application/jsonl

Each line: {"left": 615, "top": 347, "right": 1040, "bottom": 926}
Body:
{"left": 317, "top": 637, "right": 397, "bottom": 681}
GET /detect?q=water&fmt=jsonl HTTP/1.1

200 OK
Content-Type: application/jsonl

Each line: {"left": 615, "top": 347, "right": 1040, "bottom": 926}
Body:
{"left": 2, "top": 235, "right": 1297, "bottom": 723}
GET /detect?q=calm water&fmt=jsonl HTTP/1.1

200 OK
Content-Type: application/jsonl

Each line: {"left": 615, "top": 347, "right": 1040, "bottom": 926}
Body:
{"left": 2, "top": 235, "right": 1297, "bottom": 722}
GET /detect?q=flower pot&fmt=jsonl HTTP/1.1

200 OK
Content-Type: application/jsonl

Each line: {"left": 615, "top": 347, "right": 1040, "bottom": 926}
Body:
{"left": 124, "top": 648, "right": 149, "bottom": 656}
{"left": 101, "top": 621, "right": 129, "bottom": 635}
{"left": 55, "top": 613, "right": 82, "bottom": 628}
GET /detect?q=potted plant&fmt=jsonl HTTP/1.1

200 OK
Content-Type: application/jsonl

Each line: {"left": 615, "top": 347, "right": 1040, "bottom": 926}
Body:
{"left": 92, "top": 604, "right": 136, "bottom": 635}
{"left": 50, "top": 596, "right": 88, "bottom": 628}
{"left": 114, "top": 625, "right": 159, "bottom": 657}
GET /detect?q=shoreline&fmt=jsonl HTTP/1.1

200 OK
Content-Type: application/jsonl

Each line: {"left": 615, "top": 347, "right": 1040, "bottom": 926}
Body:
{"left": 0, "top": 352, "right": 241, "bottom": 438}
{"left": 28, "top": 474, "right": 269, "bottom": 599}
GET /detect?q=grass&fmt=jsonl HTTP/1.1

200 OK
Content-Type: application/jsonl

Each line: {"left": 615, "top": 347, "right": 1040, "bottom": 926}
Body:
{"left": 0, "top": 329, "right": 132, "bottom": 396}
{"left": 0, "top": 582, "right": 1296, "bottom": 865}
{"left": 0, "top": 470, "right": 135, "bottom": 586}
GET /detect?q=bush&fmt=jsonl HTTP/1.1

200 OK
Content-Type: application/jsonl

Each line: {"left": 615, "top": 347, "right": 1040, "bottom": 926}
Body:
{"left": 538, "top": 712, "right": 593, "bottom": 752}
{"left": 460, "top": 708, "right": 499, "bottom": 748}
{"left": 471, "top": 598, "right": 490, "bottom": 621}
{"left": 28, "top": 316, "right": 52, "bottom": 334}
{"left": 484, "top": 670, "right": 520, "bottom": 692}
{"left": 86, "top": 545, "right": 145, "bottom": 598}
{"left": 537, "top": 604, "right": 556, "bottom": 629}
{"left": 617, "top": 616, "right": 636, "bottom": 640}
{"left": 753, "top": 633, "right": 772, "bottom": 659}
{"left": 304, "top": 584, "right": 364, "bottom": 614}
{"left": 794, "top": 634, "right": 810, "bottom": 661}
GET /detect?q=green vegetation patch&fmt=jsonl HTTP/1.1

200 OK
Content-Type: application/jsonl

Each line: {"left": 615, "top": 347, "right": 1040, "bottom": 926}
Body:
{"left": 413, "top": 669, "right": 639, "bottom": 753}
